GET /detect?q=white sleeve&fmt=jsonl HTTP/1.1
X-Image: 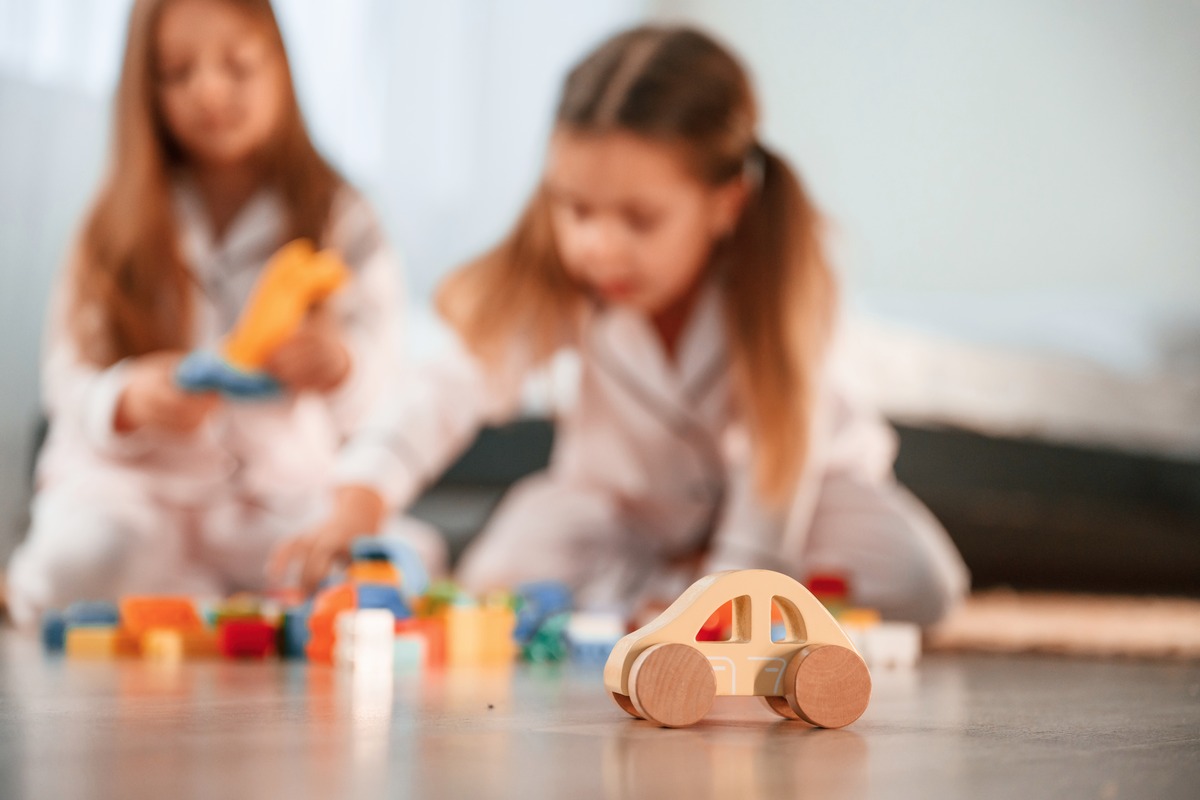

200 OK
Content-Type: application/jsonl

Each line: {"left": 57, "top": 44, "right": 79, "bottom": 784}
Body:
{"left": 332, "top": 329, "right": 527, "bottom": 510}
{"left": 41, "top": 257, "right": 159, "bottom": 458}
{"left": 321, "top": 189, "right": 404, "bottom": 431}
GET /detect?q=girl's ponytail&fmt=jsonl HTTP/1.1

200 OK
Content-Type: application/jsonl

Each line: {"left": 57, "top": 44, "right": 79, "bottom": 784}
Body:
{"left": 722, "top": 143, "right": 836, "bottom": 503}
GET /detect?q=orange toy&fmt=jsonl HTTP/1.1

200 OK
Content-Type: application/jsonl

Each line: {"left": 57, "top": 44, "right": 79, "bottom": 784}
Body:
{"left": 222, "top": 239, "right": 350, "bottom": 370}
{"left": 120, "top": 597, "right": 204, "bottom": 638}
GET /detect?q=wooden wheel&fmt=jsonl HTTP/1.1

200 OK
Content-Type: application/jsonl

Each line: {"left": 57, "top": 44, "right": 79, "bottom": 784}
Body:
{"left": 785, "top": 644, "right": 871, "bottom": 729}
{"left": 628, "top": 643, "right": 715, "bottom": 728}
{"left": 611, "top": 691, "right": 642, "bottom": 719}
{"left": 760, "top": 695, "right": 804, "bottom": 720}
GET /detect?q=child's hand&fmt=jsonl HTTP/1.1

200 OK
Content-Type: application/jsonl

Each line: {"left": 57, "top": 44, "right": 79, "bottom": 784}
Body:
{"left": 268, "top": 485, "right": 385, "bottom": 593}
{"left": 115, "top": 352, "right": 220, "bottom": 434}
{"left": 264, "top": 305, "right": 351, "bottom": 393}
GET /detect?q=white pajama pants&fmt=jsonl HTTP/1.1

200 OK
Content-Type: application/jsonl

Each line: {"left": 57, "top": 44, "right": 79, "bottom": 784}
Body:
{"left": 456, "top": 473, "right": 970, "bottom": 626}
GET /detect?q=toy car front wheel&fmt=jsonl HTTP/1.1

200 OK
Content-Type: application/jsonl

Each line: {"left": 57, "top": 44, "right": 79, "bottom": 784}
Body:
{"left": 785, "top": 644, "right": 871, "bottom": 728}
{"left": 628, "top": 643, "right": 715, "bottom": 728}
{"left": 611, "top": 691, "right": 642, "bottom": 719}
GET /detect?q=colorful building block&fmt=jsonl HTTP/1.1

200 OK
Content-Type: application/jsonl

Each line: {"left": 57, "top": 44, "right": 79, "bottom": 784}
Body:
{"left": 513, "top": 581, "right": 573, "bottom": 644}
{"left": 64, "top": 601, "right": 121, "bottom": 627}
{"left": 217, "top": 619, "right": 277, "bottom": 659}
{"left": 278, "top": 604, "right": 312, "bottom": 659}
{"left": 120, "top": 597, "right": 204, "bottom": 638}
{"left": 565, "top": 612, "right": 626, "bottom": 665}
{"left": 41, "top": 611, "right": 67, "bottom": 653}
{"left": 65, "top": 626, "right": 137, "bottom": 659}
{"left": 334, "top": 609, "right": 395, "bottom": 670}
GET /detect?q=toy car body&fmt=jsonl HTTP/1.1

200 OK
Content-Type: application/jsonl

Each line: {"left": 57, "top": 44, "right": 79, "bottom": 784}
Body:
{"left": 603, "top": 569, "right": 872, "bottom": 728}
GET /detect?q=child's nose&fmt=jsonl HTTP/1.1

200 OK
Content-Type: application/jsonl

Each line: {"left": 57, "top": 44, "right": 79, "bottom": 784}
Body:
{"left": 577, "top": 217, "right": 628, "bottom": 271}
{"left": 191, "top": 67, "right": 230, "bottom": 112}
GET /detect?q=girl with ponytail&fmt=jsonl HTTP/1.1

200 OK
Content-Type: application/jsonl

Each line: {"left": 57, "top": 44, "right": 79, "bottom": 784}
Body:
{"left": 281, "top": 25, "right": 968, "bottom": 625}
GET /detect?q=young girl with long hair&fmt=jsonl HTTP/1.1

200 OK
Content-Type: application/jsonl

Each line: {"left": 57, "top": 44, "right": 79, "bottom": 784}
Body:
{"left": 6, "top": 0, "right": 441, "bottom": 627}
{"left": 279, "top": 25, "right": 968, "bottom": 624}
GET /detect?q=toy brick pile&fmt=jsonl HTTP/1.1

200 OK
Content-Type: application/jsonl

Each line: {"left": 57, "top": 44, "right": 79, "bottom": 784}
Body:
{"left": 40, "top": 541, "right": 919, "bottom": 672}
{"left": 39, "top": 538, "right": 627, "bottom": 672}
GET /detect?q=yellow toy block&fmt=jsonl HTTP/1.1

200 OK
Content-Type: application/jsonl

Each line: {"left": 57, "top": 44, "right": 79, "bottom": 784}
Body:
{"left": 65, "top": 626, "right": 138, "bottom": 659}
{"left": 141, "top": 629, "right": 184, "bottom": 662}
{"left": 480, "top": 606, "right": 517, "bottom": 664}
{"left": 222, "top": 239, "right": 350, "bottom": 370}
{"left": 445, "top": 606, "right": 483, "bottom": 666}
{"left": 443, "top": 604, "right": 517, "bottom": 666}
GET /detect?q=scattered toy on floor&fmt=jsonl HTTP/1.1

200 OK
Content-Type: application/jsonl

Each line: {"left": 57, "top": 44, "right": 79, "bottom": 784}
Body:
{"left": 604, "top": 569, "right": 872, "bottom": 729}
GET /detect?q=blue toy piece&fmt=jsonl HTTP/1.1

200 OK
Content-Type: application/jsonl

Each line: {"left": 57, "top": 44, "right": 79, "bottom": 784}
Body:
{"left": 568, "top": 638, "right": 618, "bottom": 666}
{"left": 278, "top": 602, "right": 313, "bottom": 659}
{"left": 42, "top": 611, "right": 67, "bottom": 653}
{"left": 349, "top": 536, "right": 431, "bottom": 598}
{"left": 176, "top": 350, "right": 281, "bottom": 399}
{"left": 513, "top": 581, "right": 573, "bottom": 645}
{"left": 355, "top": 584, "right": 411, "bottom": 621}
{"left": 64, "top": 601, "right": 120, "bottom": 627}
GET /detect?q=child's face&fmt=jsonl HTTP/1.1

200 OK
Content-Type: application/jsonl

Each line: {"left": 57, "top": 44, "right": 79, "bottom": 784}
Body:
{"left": 545, "top": 129, "right": 747, "bottom": 318}
{"left": 155, "top": 0, "right": 286, "bottom": 169}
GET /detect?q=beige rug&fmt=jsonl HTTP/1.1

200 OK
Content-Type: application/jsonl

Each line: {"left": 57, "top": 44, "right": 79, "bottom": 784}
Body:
{"left": 926, "top": 589, "right": 1200, "bottom": 660}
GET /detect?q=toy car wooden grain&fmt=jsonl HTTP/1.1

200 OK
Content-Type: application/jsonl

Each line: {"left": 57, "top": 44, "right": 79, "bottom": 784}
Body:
{"left": 604, "top": 569, "right": 872, "bottom": 728}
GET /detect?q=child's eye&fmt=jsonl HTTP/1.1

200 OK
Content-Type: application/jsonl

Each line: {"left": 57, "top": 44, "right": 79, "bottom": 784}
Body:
{"left": 570, "top": 203, "right": 593, "bottom": 220}
{"left": 626, "top": 211, "right": 661, "bottom": 233}
{"left": 159, "top": 63, "right": 192, "bottom": 86}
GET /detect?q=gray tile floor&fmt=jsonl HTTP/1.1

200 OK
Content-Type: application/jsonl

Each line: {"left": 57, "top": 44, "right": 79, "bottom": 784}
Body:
{"left": 0, "top": 632, "right": 1196, "bottom": 799}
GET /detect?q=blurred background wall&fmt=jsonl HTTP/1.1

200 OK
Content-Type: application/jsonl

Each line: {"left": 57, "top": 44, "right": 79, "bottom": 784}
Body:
{"left": 1, "top": 1, "right": 1197, "bottom": 573}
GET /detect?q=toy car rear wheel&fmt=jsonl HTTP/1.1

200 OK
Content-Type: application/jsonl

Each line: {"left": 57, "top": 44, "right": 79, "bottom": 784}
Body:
{"left": 785, "top": 644, "right": 871, "bottom": 728}
{"left": 611, "top": 692, "right": 642, "bottom": 719}
{"left": 760, "top": 695, "right": 804, "bottom": 720}
{"left": 628, "top": 643, "right": 715, "bottom": 728}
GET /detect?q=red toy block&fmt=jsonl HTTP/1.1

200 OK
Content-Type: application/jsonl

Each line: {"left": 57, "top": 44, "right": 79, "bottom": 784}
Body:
{"left": 217, "top": 619, "right": 277, "bottom": 659}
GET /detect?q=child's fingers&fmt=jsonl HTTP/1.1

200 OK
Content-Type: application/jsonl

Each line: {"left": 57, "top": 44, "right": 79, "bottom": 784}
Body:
{"left": 300, "top": 532, "right": 346, "bottom": 594}
{"left": 267, "top": 536, "right": 307, "bottom": 586}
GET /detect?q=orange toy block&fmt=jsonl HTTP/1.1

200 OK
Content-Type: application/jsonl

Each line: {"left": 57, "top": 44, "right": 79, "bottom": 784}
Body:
{"left": 306, "top": 583, "right": 357, "bottom": 664}
{"left": 120, "top": 597, "right": 204, "bottom": 638}
{"left": 222, "top": 239, "right": 350, "bottom": 370}
{"left": 346, "top": 561, "right": 401, "bottom": 586}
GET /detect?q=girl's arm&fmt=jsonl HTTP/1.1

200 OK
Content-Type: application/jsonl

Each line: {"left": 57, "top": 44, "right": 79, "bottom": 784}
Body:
{"left": 41, "top": 251, "right": 211, "bottom": 458}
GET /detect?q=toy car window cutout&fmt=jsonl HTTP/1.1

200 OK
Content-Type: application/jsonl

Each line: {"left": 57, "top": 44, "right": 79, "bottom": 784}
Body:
{"left": 695, "top": 596, "right": 751, "bottom": 643}
{"left": 770, "top": 596, "right": 807, "bottom": 643}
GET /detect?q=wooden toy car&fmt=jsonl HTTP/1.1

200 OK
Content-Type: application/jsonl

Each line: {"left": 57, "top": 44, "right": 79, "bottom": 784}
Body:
{"left": 604, "top": 569, "right": 872, "bottom": 728}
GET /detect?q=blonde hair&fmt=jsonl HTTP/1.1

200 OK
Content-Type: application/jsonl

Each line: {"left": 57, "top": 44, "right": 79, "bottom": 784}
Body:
{"left": 439, "top": 25, "right": 837, "bottom": 503}
{"left": 72, "top": 0, "right": 341, "bottom": 365}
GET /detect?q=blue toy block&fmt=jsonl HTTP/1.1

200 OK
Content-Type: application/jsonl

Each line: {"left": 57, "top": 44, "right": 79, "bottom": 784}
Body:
{"left": 568, "top": 639, "right": 617, "bottom": 666}
{"left": 64, "top": 601, "right": 120, "bottom": 627}
{"left": 42, "top": 611, "right": 67, "bottom": 652}
{"left": 513, "top": 581, "right": 573, "bottom": 644}
{"left": 771, "top": 622, "right": 786, "bottom": 642}
{"left": 278, "top": 603, "right": 312, "bottom": 659}
{"left": 349, "top": 536, "right": 430, "bottom": 597}
{"left": 176, "top": 350, "right": 280, "bottom": 399}
{"left": 355, "top": 584, "right": 411, "bottom": 620}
